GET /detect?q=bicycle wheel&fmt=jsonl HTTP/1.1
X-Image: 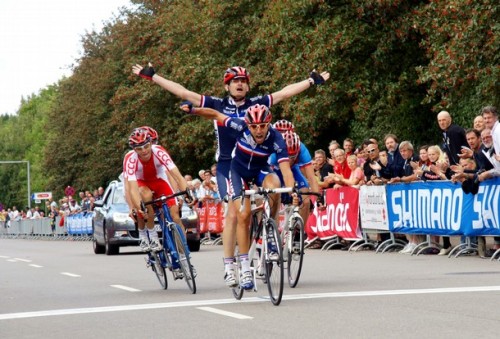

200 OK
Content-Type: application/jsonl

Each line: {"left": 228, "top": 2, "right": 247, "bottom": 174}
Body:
{"left": 150, "top": 251, "right": 168, "bottom": 290}
{"left": 264, "top": 218, "right": 284, "bottom": 306}
{"left": 171, "top": 224, "right": 197, "bottom": 294}
{"left": 231, "top": 254, "right": 244, "bottom": 300}
{"left": 287, "top": 216, "right": 305, "bottom": 288}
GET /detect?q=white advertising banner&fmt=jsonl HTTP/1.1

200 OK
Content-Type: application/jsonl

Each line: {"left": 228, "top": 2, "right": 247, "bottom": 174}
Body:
{"left": 359, "top": 185, "right": 389, "bottom": 231}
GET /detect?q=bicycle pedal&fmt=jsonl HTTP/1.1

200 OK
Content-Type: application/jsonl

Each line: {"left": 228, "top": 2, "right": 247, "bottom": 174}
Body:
{"left": 255, "top": 273, "right": 266, "bottom": 280}
{"left": 172, "top": 269, "right": 184, "bottom": 280}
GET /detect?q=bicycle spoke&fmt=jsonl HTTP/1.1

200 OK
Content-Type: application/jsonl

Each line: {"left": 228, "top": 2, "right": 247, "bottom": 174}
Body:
{"left": 150, "top": 251, "right": 168, "bottom": 289}
{"left": 264, "top": 219, "right": 284, "bottom": 306}
{"left": 171, "top": 224, "right": 196, "bottom": 294}
{"left": 231, "top": 252, "right": 244, "bottom": 300}
{"left": 287, "top": 216, "right": 304, "bottom": 288}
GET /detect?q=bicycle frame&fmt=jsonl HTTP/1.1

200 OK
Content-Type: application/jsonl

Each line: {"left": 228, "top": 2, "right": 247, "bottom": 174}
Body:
{"left": 281, "top": 204, "right": 302, "bottom": 258}
{"left": 143, "top": 191, "right": 196, "bottom": 293}
{"left": 280, "top": 190, "right": 323, "bottom": 288}
{"left": 238, "top": 186, "right": 293, "bottom": 305}
{"left": 159, "top": 204, "right": 188, "bottom": 268}
{"left": 149, "top": 193, "right": 191, "bottom": 269}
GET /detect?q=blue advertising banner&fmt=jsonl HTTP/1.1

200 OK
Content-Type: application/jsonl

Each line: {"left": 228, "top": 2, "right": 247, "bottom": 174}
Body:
{"left": 467, "top": 177, "right": 500, "bottom": 236}
{"left": 386, "top": 181, "right": 472, "bottom": 236}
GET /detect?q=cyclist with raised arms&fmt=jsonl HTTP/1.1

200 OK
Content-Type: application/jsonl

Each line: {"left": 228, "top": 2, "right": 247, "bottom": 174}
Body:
{"left": 123, "top": 127, "right": 190, "bottom": 252}
{"left": 269, "top": 128, "right": 322, "bottom": 223}
{"left": 132, "top": 63, "right": 329, "bottom": 287}
{"left": 180, "top": 102, "right": 295, "bottom": 290}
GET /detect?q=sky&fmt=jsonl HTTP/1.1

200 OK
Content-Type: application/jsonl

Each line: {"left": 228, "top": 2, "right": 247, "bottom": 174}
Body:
{"left": 0, "top": 0, "right": 133, "bottom": 115}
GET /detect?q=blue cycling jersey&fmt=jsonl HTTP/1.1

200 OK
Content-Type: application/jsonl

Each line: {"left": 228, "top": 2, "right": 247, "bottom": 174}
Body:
{"left": 201, "top": 95, "right": 272, "bottom": 161}
{"left": 223, "top": 117, "right": 289, "bottom": 176}
{"left": 269, "top": 142, "right": 312, "bottom": 168}
{"left": 270, "top": 142, "right": 313, "bottom": 190}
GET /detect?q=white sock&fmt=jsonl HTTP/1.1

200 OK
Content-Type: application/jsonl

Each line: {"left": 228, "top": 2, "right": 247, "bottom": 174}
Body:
{"left": 240, "top": 254, "right": 250, "bottom": 273}
{"left": 224, "top": 258, "right": 235, "bottom": 273}
{"left": 148, "top": 229, "right": 159, "bottom": 241}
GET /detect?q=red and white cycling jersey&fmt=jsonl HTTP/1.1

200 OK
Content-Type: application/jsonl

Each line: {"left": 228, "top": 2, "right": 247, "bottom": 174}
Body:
{"left": 123, "top": 145, "right": 176, "bottom": 183}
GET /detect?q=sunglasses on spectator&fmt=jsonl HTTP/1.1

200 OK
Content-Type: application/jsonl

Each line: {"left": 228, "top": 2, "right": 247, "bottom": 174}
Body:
{"left": 134, "top": 142, "right": 151, "bottom": 152}
{"left": 248, "top": 123, "right": 269, "bottom": 130}
{"left": 366, "top": 149, "right": 377, "bottom": 154}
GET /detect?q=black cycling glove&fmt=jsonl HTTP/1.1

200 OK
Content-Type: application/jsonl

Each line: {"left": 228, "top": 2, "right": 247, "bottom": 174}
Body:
{"left": 309, "top": 70, "right": 325, "bottom": 85}
{"left": 139, "top": 65, "right": 156, "bottom": 81}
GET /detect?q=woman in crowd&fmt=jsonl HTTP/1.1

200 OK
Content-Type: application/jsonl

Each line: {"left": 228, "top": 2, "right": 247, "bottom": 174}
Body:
{"left": 332, "top": 154, "right": 365, "bottom": 188}
{"left": 414, "top": 145, "right": 452, "bottom": 254}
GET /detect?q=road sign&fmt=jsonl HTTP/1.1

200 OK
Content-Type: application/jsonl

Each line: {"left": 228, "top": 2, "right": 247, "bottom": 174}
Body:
{"left": 31, "top": 192, "right": 52, "bottom": 200}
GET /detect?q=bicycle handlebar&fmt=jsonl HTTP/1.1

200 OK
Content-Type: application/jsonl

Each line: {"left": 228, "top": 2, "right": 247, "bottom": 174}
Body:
{"left": 298, "top": 191, "right": 323, "bottom": 198}
{"left": 242, "top": 186, "right": 294, "bottom": 196}
{"left": 144, "top": 190, "right": 189, "bottom": 206}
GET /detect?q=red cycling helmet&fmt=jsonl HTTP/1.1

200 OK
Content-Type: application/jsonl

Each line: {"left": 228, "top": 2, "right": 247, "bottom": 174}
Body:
{"left": 283, "top": 130, "right": 301, "bottom": 157}
{"left": 245, "top": 104, "right": 272, "bottom": 125}
{"left": 273, "top": 119, "right": 295, "bottom": 133}
{"left": 223, "top": 66, "right": 250, "bottom": 85}
{"left": 140, "top": 126, "right": 159, "bottom": 144}
{"left": 128, "top": 128, "right": 152, "bottom": 148}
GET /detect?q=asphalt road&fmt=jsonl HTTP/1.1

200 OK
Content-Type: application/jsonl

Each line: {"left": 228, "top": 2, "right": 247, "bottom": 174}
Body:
{"left": 1, "top": 238, "right": 500, "bottom": 338}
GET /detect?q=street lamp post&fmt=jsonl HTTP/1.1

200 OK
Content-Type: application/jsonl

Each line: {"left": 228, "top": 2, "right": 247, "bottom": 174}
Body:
{"left": 0, "top": 160, "right": 31, "bottom": 209}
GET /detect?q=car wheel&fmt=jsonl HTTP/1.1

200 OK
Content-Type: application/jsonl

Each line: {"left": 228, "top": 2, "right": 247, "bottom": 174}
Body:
{"left": 93, "top": 236, "right": 105, "bottom": 254}
{"left": 188, "top": 239, "right": 201, "bottom": 252}
{"left": 104, "top": 225, "right": 119, "bottom": 255}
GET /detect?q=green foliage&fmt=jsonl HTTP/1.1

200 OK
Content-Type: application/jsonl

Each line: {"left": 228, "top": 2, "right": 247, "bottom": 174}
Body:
{"left": 0, "top": 0, "right": 497, "bottom": 205}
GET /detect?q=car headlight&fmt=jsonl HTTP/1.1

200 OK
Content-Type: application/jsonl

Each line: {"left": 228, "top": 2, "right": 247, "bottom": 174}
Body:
{"left": 113, "top": 212, "right": 133, "bottom": 223}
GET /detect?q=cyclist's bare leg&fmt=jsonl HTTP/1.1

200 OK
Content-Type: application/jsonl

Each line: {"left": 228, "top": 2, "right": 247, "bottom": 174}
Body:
{"left": 298, "top": 188, "right": 311, "bottom": 222}
{"left": 138, "top": 186, "right": 154, "bottom": 228}
{"left": 262, "top": 173, "right": 282, "bottom": 220}
{"left": 234, "top": 197, "right": 251, "bottom": 254}
{"left": 169, "top": 204, "right": 185, "bottom": 232}
{"left": 222, "top": 200, "right": 238, "bottom": 286}
{"left": 169, "top": 203, "right": 190, "bottom": 256}
{"left": 233, "top": 197, "right": 251, "bottom": 272}
{"left": 222, "top": 200, "right": 237, "bottom": 258}
{"left": 139, "top": 186, "right": 161, "bottom": 248}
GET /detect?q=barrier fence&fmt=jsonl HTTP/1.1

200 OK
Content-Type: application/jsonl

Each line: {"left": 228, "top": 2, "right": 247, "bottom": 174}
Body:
{"left": 3, "top": 179, "right": 500, "bottom": 258}
{"left": 0, "top": 212, "right": 94, "bottom": 240}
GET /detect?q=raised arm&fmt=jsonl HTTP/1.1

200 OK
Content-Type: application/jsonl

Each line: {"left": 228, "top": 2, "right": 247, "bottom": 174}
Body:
{"left": 180, "top": 101, "right": 227, "bottom": 124}
{"left": 271, "top": 70, "right": 330, "bottom": 104}
{"left": 132, "top": 64, "right": 202, "bottom": 105}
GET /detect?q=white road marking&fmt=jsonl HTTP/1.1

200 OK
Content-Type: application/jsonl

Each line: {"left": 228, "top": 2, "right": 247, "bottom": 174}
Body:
{"left": 29, "top": 264, "right": 43, "bottom": 268}
{"left": 60, "top": 272, "right": 81, "bottom": 278}
{"left": 1, "top": 285, "right": 500, "bottom": 320}
{"left": 197, "top": 307, "right": 253, "bottom": 319}
{"left": 6, "top": 259, "right": 17, "bottom": 262}
{"left": 110, "top": 285, "right": 141, "bottom": 292}
{"left": 14, "top": 258, "right": 32, "bottom": 262}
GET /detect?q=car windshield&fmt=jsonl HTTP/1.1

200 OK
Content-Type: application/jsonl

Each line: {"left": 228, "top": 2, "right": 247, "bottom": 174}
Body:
{"left": 112, "top": 187, "right": 127, "bottom": 204}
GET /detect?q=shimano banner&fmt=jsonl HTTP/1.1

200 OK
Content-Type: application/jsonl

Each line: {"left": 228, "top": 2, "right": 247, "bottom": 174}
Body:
{"left": 386, "top": 181, "right": 472, "bottom": 236}
{"left": 468, "top": 177, "right": 500, "bottom": 236}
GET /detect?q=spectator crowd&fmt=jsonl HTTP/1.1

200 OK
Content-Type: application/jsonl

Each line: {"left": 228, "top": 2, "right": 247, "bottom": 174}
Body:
{"left": 0, "top": 187, "right": 104, "bottom": 229}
